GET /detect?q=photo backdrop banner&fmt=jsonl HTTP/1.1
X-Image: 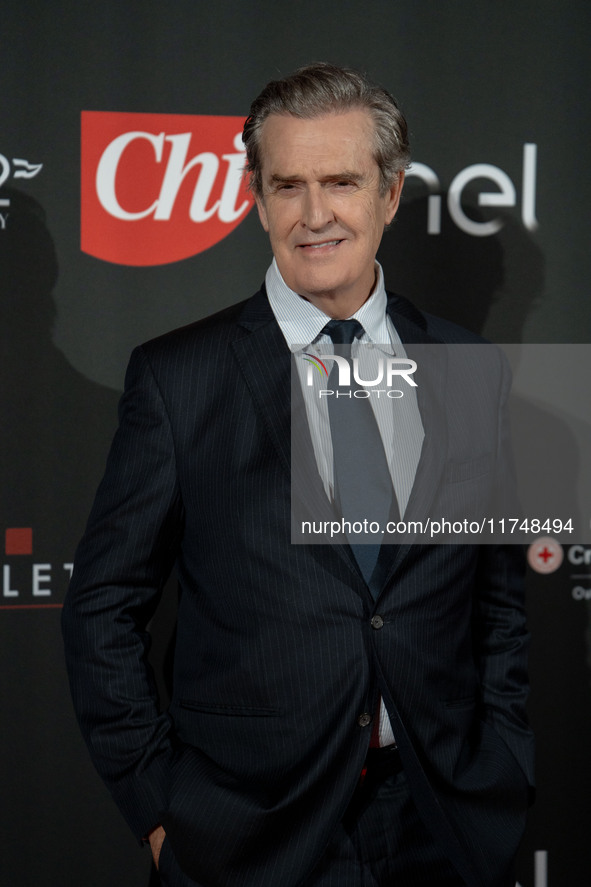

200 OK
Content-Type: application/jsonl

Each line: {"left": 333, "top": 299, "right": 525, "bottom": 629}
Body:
{"left": 2, "top": 2, "right": 590, "bottom": 885}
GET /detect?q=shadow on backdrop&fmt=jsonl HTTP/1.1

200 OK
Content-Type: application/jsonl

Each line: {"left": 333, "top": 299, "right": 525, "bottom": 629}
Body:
{"left": 0, "top": 188, "right": 152, "bottom": 886}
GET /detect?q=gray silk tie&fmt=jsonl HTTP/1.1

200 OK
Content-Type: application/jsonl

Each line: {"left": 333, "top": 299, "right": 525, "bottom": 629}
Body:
{"left": 324, "top": 319, "right": 399, "bottom": 589}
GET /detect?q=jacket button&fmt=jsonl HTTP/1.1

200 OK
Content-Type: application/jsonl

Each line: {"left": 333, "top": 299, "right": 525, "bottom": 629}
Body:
{"left": 371, "top": 615, "right": 384, "bottom": 629}
{"left": 357, "top": 712, "right": 372, "bottom": 728}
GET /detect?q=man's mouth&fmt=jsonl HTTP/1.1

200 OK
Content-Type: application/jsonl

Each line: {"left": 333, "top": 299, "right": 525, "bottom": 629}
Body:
{"left": 298, "top": 239, "right": 343, "bottom": 249}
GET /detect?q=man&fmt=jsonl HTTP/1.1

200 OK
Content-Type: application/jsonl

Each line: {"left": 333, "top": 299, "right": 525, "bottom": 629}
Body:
{"left": 62, "top": 63, "right": 534, "bottom": 887}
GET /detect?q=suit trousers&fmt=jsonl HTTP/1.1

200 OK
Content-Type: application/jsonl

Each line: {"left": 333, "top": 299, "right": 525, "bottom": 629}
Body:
{"left": 155, "top": 768, "right": 467, "bottom": 887}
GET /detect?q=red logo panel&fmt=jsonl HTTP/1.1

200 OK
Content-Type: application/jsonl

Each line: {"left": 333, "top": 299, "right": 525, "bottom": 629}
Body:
{"left": 81, "top": 111, "right": 254, "bottom": 266}
{"left": 5, "top": 527, "right": 33, "bottom": 555}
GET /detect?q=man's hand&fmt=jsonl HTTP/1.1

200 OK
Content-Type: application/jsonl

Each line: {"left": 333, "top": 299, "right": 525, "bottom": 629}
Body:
{"left": 148, "top": 825, "right": 166, "bottom": 870}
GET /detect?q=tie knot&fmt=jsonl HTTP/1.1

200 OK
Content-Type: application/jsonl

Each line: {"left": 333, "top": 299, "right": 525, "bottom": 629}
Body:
{"left": 323, "top": 318, "right": 364, "bottom": 346}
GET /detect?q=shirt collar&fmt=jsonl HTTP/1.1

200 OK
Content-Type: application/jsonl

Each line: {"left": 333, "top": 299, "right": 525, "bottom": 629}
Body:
{"left": 265, "top": 258, "right": 393, "bottom": 354}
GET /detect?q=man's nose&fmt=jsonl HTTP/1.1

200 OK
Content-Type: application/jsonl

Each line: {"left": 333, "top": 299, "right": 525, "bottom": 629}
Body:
{"left": 300, "top": 186, "right": 334, "bottom": 230}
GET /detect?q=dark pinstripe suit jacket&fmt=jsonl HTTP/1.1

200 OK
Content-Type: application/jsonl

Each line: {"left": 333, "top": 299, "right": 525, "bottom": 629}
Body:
{"left": 62, "top": 288, "right": 534, "bottom": 887}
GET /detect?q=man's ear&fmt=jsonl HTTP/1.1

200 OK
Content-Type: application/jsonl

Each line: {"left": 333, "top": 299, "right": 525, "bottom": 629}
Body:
{"left": 255, "top": 194, "right": 269, "bottom": 232}
{"left": 385, "top": 170, "right": 405, "bottom": 225}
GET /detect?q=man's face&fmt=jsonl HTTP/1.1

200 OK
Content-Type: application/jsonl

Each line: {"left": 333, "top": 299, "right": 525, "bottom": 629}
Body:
{"left": 255, "top": 109, "right": 404, "bottom": 315}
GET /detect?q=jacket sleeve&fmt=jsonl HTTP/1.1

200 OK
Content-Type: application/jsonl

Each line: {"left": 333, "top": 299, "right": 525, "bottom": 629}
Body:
{"left": 473, "top": 349, "right": 535, "bottom": 790}
{"left": 62, "top": 344, "right": 184, "bottom": 839}
{"left": 474, "top": 543, "right": 535, "bottom": 787}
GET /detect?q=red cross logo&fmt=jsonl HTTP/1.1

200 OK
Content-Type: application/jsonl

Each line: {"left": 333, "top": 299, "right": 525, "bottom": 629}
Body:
{"left": 527, "top": 537, "right": 563, "bottom": 574}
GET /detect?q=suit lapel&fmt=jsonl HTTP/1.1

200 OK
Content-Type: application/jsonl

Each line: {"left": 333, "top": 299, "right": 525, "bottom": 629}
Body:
{"left": 231, "top": 289, "right": 292, "bottom": 476}
{"left": 374, "top": 295, "right": 449, "bottom": 593}
{"left": 232, "top": 289, "right": 359, "bottom": 578}
{"left": 393, "top": 320, "right": 448, "bottom": 525}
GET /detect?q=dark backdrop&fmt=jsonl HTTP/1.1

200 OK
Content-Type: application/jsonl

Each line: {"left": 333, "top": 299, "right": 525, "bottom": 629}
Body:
{"left": 2, "top": 2, "right": 590, "bottom": 884}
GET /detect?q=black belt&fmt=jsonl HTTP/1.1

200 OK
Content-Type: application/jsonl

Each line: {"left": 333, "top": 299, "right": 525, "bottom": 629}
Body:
{"left": 360, "top": 744, "right": 402, "bottom": 786}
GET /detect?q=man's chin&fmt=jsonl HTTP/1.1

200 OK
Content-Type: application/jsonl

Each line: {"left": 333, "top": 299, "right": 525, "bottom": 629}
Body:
{"left": 293, "top": 281, "right": 347, "bottom": 305}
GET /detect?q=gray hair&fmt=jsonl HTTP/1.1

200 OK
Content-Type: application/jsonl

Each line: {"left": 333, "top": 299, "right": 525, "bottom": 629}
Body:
{"left": 243, "top": 62, "right": 411, "bottom": 197}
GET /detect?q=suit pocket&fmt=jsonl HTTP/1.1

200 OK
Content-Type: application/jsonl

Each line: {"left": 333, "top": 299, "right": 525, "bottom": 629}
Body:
{"left": 444, "top": 455, "right": 490, "bottom": 483}
{"left": 443, "top": 696, "right": 476, "bottom": 710}
{"left": 170, "top": 700, "right": 285, "bottom": 776}
{"left": 178, "top": 699, "right": 280, "bottom": 717}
